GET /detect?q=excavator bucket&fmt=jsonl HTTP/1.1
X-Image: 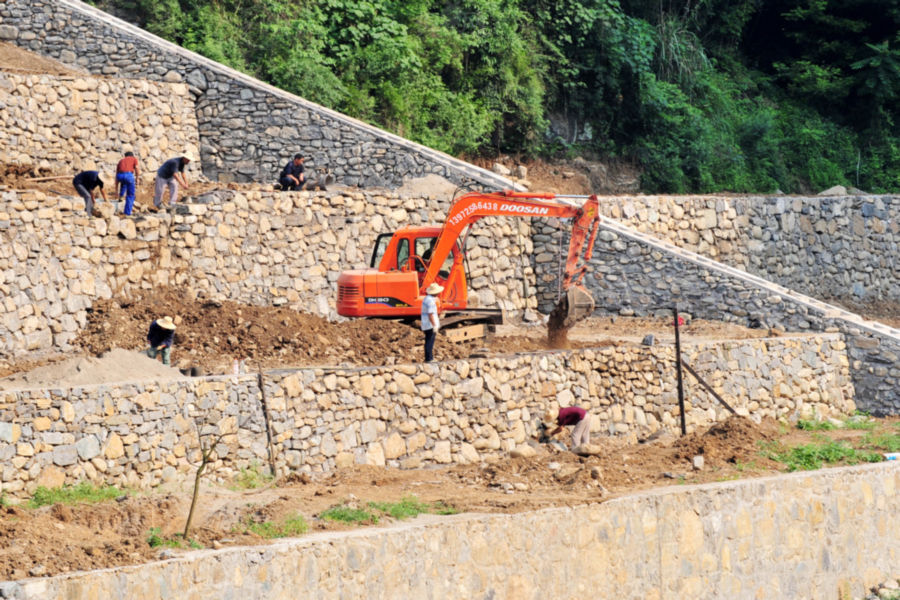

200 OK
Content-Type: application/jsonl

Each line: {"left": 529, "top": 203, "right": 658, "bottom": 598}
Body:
{"left": 563, "top": 285, "right": 595, "bottom": 328}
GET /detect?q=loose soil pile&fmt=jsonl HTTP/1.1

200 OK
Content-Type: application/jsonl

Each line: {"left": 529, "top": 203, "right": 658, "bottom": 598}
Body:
{"left": 0, "top": 349, "right": 186, "bottom": 390}
{"left": 77, "top": 288, "right": 599, "bottom": 375}
{"left": 0, "top": 42, "right": 79, "bottom": 76}
{"left": 1, "top": 415, "right": 896, "bottom": 581}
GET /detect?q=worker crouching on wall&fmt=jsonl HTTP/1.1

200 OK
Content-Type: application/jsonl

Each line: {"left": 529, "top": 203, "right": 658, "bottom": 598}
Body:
{"left": 146, "top": 315, "right": 176, "bottom": 366}
{"left": 543, "top": 406, "right": 591, "bottom": 448}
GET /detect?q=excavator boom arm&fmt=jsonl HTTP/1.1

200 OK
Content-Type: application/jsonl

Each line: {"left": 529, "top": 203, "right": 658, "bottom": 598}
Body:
{"left": 422, "top": 191, "right": 600, "bottom": 291}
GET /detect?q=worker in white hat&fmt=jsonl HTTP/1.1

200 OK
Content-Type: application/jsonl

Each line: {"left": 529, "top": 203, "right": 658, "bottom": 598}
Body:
{"left": 421, "top": 283, "right": 443, "bottom": 362}
{"left": 146, "top": 315, "right": 177, "bottom": 365}
{"left": 152, "top": 153, "right": 195, "bottom": 209}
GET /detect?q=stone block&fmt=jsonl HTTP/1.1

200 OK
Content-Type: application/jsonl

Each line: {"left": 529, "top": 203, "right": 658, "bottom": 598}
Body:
{"left": 75, "top": 436, "right": 101, "bottom": 460}
{"left": 34, "top": 465, "right": 65, "bottom": 489}
{"left": 52, "top": 445, "right": 78, "bottom": 466}
{"left": 383, "top": 433, "right": 406, "bottom": 460}
{"left": 433, "top": 441, "right": 451, "bottom": 463}
{"left": 105, "top": 433, "right": 124, "bottom": 459}
{"left": 0, "top": 423, "right": 21, "bottom": 444}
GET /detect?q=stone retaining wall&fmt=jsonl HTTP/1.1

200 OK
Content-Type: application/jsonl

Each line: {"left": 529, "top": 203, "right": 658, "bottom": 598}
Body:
{"left": 535, "top": 194, "right": 899, "bottom": 310}
{"left": 0, "top": 72, "right": 200, "bottom": 174}
{"left": 0, "top": 0, "right": 514, "bottom": 190}
{"left": 0, "top": 335, "right": 853, "bottom": 499}
{"left": 587, "top": 217, "right": 900, "bottom": 415}
{"left": 4, "top": 463, "right": 897, "bottom": 599}
{"left": 0, "top": 188, "right": 534, "bottom": 357}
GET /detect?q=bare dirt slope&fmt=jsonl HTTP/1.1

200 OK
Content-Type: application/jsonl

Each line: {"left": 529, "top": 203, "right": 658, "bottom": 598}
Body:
{"left": 64, "top": 288, "right": 767, "bottom": 376}
{"left": 1, "top": 415, "right": 896, "bottom": 581}
{"left": 0, "top": 42, "right": 80, "bottom": 76}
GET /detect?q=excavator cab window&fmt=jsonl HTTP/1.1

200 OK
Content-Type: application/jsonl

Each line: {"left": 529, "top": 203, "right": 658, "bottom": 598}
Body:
{"left": 414, "top": 236, "right": 454, "bottom": 279}
{"left": 396, "top": 238, "right": 410, "bottom": 270}
{"left": 414, "top": 237, "right": 436, "bottom": 273}
{"left": 369, "top": 233, "right": 393, "bottom": 268}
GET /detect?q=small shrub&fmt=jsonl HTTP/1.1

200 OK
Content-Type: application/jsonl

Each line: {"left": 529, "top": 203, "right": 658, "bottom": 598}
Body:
{"left": 231, "top": 462, "right": 274, "bottom": 491}
{"left": 862, "top": 433, "right": 900, "bottom": 453}
{"left": 367, "top": 497, "right": 431, "bottom": 520}
{"left": 843, "top": 418, "right": 877, "bottom": 431}
{"left": 29, "top": 482, "right": 125, "bottom": 509}
{"left": 431, "top": 501, "right": 458, "bottom": 515}
{"left": 768, "top": 441, "right": 883, "bottom": 471}
{"left": 244, "top": 513, "right": 308, "bottom": 539}
{"left": 796, "top": 419, "right": 836, "bottom": 431}
{"left": 146, "top": 527, "right": 181, "bottom": 549}
{"left": 320, "top": 505, "right": 380, "bottom": 524}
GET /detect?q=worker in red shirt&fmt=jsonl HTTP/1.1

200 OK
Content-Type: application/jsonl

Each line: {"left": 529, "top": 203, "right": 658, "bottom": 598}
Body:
{"left": 542, "top": 405, "right": 592, "bottom": 448}
{"left": 115, "top": 151, "right": 141, "bottom": 215}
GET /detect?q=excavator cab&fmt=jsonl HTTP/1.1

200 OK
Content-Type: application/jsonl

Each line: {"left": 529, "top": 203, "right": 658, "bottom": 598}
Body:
{"left": 338, "top": 227, "right": 468, "bottom": 318}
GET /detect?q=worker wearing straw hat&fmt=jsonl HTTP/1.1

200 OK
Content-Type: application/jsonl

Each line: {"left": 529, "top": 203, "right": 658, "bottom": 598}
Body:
{"left": 146, "top": 316, "right": 176, "bottom": 365}
{"left": 421, "top": 283, "right": 443, "bottom": 362}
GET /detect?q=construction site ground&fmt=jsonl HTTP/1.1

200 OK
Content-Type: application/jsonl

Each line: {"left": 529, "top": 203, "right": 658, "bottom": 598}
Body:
{"left": 0, "top": 286, "right": 779, "bottom": 380}
{"left": 1, "top": 415, "right": 897, "bottom": 581}
{"left": 3, "top": 39, "right": 898, "bottom": 585}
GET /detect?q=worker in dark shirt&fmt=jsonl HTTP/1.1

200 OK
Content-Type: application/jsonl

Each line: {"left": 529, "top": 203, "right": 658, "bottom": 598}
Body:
{"left": 72, "top": 170, "right": 108, "bottom": 216}
{"left": 542, "top": 405, "right": 592, "bottom": 448}
{"left": 278, "top": 154, "right": 307, "bottom": 191}
{"left": 145, "top": 315, "right": 176, "bottom": 365}
{"left": 153, "top": 154, "right": 193, "bottom": 208}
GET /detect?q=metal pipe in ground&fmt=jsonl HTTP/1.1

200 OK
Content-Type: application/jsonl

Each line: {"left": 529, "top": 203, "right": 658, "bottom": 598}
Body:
{"left": 673, "top": 306, "right": 687, "bottom": 436}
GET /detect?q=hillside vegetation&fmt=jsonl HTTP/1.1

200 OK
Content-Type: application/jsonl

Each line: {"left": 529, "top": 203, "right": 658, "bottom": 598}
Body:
{"left": 91, "top": 0, "right": 900, "bottom": 194}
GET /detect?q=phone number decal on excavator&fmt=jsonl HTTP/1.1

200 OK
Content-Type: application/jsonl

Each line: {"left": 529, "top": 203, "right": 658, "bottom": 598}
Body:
{"left": 448, "top": 201, "right": 499, "bottom": 226}
{"left": 448, "top": 201, "right": 551, "bottom": 226}
{"left": 365, "top": 297, "right": 410, "bottom": 307}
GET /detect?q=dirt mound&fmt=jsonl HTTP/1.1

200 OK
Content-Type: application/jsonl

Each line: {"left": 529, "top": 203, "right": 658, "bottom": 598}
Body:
{"left": 671, "top": 416, "right": 780, "bottom": 466}
{"left": 396, "top": 174, "right": 460, "bottom": 199}
{"left": 0, "top": 348, "right": 186, "bottom": 390}
{"left": 77, "top": 288, "right": 584, "bottom": 374}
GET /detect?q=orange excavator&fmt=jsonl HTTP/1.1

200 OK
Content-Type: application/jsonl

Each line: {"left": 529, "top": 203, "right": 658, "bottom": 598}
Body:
{"left": 336, "top": 190, "right": 601, "bottom": 337}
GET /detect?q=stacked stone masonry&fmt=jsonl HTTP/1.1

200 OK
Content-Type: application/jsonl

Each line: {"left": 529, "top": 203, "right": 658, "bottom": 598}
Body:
{"left": 0, "top": 186, "right": 897, "bottom": 414}
{"left": 4, "top": 464, "right": 898, "bottom": 599}
{"left": 0, "top": 0, "right": 512, "bottom": 190}
{"left": 0, "top": 72, "right": 200, "bottom": 174}
{"left": 0, "top": 335, "right": 854, "bottom": 499}
{"left": 582, "top": 220, "right": 900, "bottom": 415}
{"left": 589, "top": 195, "right": 899, "bottom": 305}
{"left": 0, "top": 188, "right": 534, "bottom": 356}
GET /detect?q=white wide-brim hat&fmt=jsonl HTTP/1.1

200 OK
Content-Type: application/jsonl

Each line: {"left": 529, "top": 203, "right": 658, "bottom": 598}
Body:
{"left": 426, "top": 283, "right": 444, "bottom": 295}
{"left": 157, "top": 316, "right": 176, "bottom": 330}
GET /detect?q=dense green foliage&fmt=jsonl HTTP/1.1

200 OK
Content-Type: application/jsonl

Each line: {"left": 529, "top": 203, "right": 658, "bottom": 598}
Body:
{"left": 93, "top": 0, "right": 900, "bottom": 193}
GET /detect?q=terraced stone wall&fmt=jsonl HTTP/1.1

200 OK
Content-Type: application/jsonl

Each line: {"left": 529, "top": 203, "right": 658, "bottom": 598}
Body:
{"left": 4, "top": 464, "right": 898, "bottom": 600}
{"left": 0, "top": 0, "right": 512, "bottom": 190}
{"left": 0, "top": 72, "right": 200, "bottom": 174}
{"left": 534, "top": 194, "right": 899, "bottom": 311}
{"left": 0, "top": 335, "right": 853, "bottom": 499}
{"left": 585, "top": 220, "right": 900, "bottom": 415}
{"left": 0, "top": 188, "right": 535, "bottom": 359}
